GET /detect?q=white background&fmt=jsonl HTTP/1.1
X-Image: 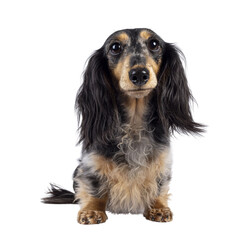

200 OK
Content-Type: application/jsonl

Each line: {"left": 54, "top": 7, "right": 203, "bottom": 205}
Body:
{"left": 0, "top": 0, "right": 240, "bottom": 239}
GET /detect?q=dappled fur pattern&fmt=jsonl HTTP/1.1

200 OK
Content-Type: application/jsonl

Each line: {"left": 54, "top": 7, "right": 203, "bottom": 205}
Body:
{"left": 43, "top": 28, "right": 204, "bottom": 224}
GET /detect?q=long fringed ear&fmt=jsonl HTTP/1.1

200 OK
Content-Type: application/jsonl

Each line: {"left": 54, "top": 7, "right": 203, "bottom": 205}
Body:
{"left": 75, "top": 47, "right": 118, "bottom": 149}
{"left": 157, "top": 43, "right": 204, "bottom": 134}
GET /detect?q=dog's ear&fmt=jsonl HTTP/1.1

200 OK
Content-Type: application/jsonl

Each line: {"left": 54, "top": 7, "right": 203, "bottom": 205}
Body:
{"left": 157, "top": 43, "right": 204, "bottom": 134}
{"left": 75, "top": 47, "right": 118, "bottom": 149}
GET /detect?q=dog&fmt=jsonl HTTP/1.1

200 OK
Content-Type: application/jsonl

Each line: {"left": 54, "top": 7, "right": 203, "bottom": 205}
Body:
{"left": 42, "top": 28, "right": 204, "bottom": 224}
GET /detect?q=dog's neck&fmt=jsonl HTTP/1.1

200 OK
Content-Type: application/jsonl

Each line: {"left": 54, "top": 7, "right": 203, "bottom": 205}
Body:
{"left": 114, "top": 95, "right": 152, "bottom": 167}
{"left": 124, "top": 96, "right": 149, "bottom": 127}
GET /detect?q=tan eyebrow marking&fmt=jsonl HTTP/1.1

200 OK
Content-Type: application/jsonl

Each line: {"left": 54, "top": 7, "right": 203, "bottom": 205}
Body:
{"left": 117, "top": 32, "right": 129, "bottom": 42}
{"left": 140, "top": 30, "right": 152, "bottom": 40}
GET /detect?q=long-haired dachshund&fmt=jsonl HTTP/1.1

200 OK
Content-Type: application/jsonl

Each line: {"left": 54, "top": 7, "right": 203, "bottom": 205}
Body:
{"left": 42, "top": 28, "right": 204, "bottom": 224}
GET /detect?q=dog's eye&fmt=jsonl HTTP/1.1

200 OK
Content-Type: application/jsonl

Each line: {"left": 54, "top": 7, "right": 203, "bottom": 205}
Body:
{"left": 147, "top": 39, "right": 160, "bottom": 52}
{"left": 110, "top": 42, "right": 122, "bottom": 55}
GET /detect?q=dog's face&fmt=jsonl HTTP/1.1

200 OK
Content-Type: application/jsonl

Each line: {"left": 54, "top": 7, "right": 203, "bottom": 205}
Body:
{"left": 105, "top": 28, "right": 164, "bottom": 98}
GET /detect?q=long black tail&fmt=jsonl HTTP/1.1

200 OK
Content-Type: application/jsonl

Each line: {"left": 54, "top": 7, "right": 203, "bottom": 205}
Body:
{"left": 42, "top": 184, "right": 77, "bottom": 204}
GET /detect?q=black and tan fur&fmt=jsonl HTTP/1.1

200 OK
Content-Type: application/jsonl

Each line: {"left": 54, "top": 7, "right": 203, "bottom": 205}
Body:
{"left": 42, "top": 28, "right": 204, "bottom": 224}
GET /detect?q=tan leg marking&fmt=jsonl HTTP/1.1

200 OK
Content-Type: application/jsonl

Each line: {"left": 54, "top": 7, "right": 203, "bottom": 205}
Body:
{"left": 144, "top": 207, "right": 172, "bottom": 222}
{"left": 78, "top": 210, "right": 108, "bottom": 225}
{"left": 144, "top": 193, "right": 173, "bottom": 222}
{"left": 77, "top": 195, "right": 108, "bottom": 225}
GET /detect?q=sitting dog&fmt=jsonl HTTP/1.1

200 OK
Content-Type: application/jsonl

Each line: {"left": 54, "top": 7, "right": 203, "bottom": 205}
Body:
{"left": 42, "top": 28, "right": 204, "bottom": 224}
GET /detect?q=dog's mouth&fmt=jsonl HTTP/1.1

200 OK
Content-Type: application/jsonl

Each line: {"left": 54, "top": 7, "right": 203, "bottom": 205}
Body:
{"left": 125, "top": 88, "right": 153, "bottom": 98}
{"left": 126, "top": 88, "right": 153, "bottom": 92}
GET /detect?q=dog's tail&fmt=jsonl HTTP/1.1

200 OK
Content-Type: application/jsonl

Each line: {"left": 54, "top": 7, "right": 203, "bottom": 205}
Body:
{"left": 42, "top": 184, "right": 77, "bottom": 204}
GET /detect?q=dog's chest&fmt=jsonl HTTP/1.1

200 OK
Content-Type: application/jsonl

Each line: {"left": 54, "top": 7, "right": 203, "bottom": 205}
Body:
{"left": 108, "top": 127, "right": 162, "bottom": 213}
{"left": 106, "top": 161, "right": 161, "bottom": 214}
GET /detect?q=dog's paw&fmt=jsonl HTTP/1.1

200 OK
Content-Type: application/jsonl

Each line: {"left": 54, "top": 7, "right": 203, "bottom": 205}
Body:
{"left": 77, "top": 210, "right": 108, "bottom": 224}
{"left": 144, "top": 207, "right": 173, "bottom": 222}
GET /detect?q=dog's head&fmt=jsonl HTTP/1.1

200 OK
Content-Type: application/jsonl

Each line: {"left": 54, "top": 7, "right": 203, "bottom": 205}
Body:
{"left": 105, "top": 29, "right": 162, "bottom": 98}
{"left": 76, "top": 28, "right": 204, "bottom": 148}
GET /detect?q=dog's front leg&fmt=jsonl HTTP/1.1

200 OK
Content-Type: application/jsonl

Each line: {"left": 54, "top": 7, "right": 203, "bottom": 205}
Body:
{"left": 77, "top": 194, "right": 108, "bottom": 225}
{"left": 144, "top": 189, "right": 173, "bottom": 222}
{"left": 73, "top": 154, "right": 110, "bottom": 224}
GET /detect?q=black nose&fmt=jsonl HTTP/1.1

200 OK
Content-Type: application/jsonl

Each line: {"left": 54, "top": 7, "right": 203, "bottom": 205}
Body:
{"left": 129, "top": 68, "right": 149, "bottom": 86}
